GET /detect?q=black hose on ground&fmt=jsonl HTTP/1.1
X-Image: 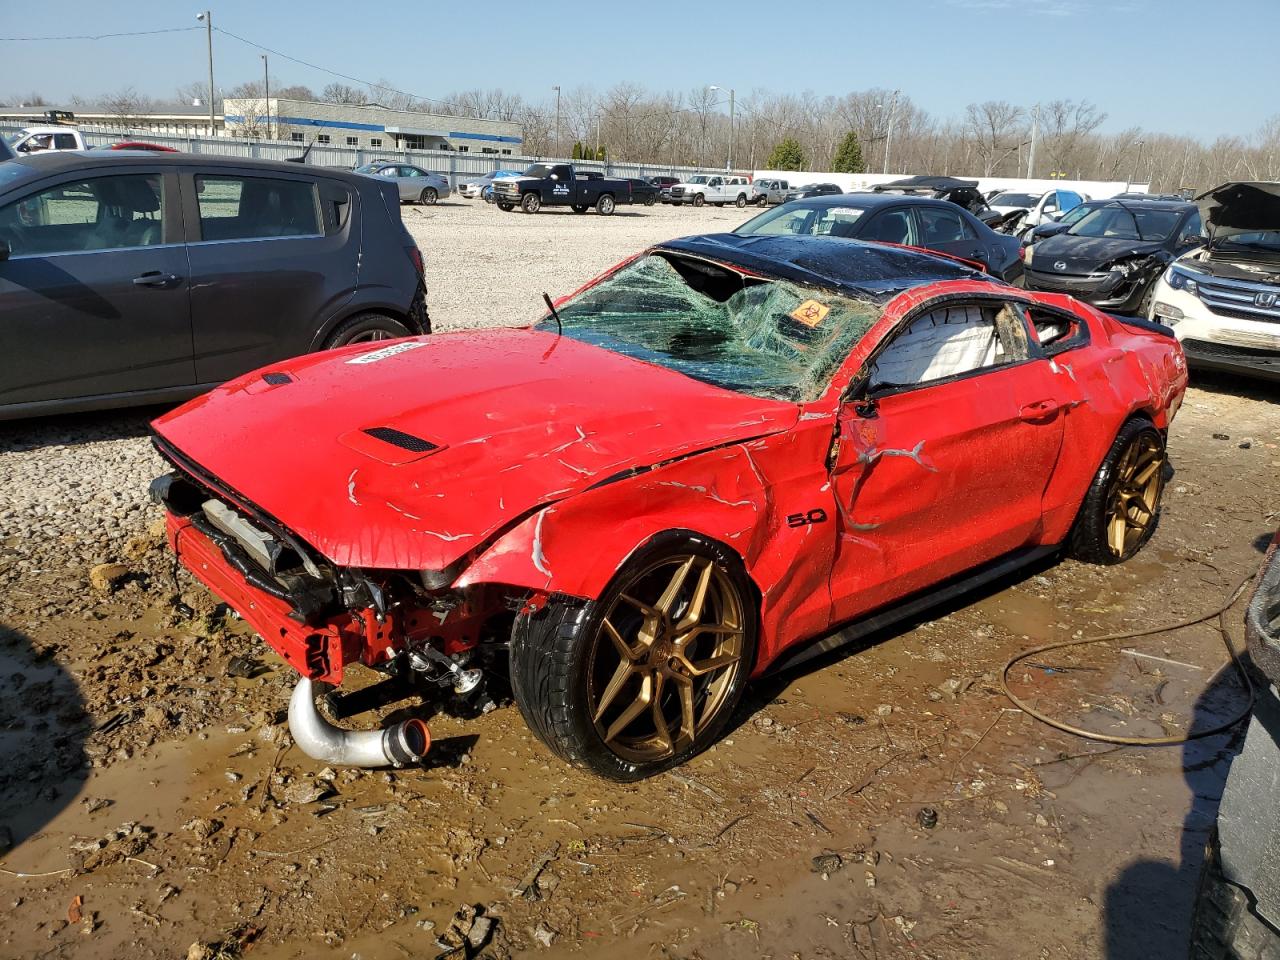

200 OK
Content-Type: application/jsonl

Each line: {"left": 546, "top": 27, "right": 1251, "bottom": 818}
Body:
{"left": 1001, "top": 573, "right": 1257, "bottom": 746}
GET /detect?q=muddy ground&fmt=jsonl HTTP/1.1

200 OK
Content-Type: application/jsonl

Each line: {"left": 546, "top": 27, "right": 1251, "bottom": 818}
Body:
{"left": 1, "top": 200, "right": 1278, "bottom": 959}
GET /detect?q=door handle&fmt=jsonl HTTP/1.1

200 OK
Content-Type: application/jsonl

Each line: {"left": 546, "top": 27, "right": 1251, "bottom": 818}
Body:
{"left": 1019, "top": 399, "right": 1061, "bottom": 422}
{"left": 133, "top": 272, "right": 179, "bottom": 287}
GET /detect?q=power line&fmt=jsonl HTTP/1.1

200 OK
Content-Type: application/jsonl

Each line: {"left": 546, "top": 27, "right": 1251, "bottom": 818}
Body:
{"left": 213, "top": 26, "right": 463, "bottom": 112}
{"left": 0, "top": 26, "right": 202, "bottom": 41}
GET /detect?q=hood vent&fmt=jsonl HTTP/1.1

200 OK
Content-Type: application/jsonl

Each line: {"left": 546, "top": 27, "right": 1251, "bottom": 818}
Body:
{"left": 262, "top": 372, "right": 293, "bottom": 385}
{"left": 362, "top": 426, "right": 438, "bottom": 453}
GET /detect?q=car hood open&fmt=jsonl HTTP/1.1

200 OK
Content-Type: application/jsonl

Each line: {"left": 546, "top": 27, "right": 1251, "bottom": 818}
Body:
{"left": 1197, "top": 181, "right": 1280, "bottom": 255}
{"left": 152, "top": 329, "right": 798, "bottom": 572}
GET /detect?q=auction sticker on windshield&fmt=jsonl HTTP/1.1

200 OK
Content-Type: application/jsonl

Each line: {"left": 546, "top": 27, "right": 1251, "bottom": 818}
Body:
{"left": 346, "top": 342, "right": 427, "bottom": 365}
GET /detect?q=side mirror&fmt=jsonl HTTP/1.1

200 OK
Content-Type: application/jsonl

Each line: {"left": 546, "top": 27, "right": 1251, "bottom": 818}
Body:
{"left": 0, "top": 239, "right": 9, "bottom": 261}
{"left": 549, "top": 174, "right": 559, "bottom": 181}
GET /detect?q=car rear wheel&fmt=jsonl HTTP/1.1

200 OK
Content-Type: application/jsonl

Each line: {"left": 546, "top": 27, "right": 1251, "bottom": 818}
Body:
{"left": 644, "top": 195, "right": 656, "bottom": 206}
{"left": 509, "top": 533, "right": 757, "bottom": 781}
{"left": 692, "top": 194, "right": 705, "bottom": 207}
{"left": 521, "top": 192, "right": 541, "bottom": 214}
{"left": 322, "top": 313, "right": 413, "bottom": 350}
{"left": 1068, "top": 418, "right": 1166, "bottom": 564}
{"left": 596, "top": 194, "right": 616, "bottom": 215}
{"left": 735, "top": 194, "right": 747, "bottom": 207}
{"left": 419, "top": 188, "right": 438, "bottom": 205}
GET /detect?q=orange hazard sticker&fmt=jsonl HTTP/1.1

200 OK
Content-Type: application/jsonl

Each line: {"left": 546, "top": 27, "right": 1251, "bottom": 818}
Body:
{"left": 790, "top": 299, "right": 830, "bottom": 328}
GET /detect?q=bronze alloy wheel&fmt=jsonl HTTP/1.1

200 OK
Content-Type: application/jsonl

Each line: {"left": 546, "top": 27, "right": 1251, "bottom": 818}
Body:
{"left": 586, "top": 554, "right": 746, "bottom": 763}
{"left": 1104, "top": 431, "right": 1165, "bottom": 558}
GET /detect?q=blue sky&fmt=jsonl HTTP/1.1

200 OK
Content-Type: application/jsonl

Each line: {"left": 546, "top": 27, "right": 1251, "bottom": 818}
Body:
{"left": 2, "top": 0, "right": 1274, "bottom": 140}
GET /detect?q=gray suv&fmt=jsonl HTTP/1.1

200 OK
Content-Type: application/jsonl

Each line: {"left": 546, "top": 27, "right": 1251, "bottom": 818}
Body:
{"left": 0, "top": 152, "right": 428, "bottom": 420}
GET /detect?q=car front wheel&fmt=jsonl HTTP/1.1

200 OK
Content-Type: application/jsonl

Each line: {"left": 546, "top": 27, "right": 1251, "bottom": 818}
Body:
{"left": 497, "top": 201, "right": 514, "bottom": 211}
{"left": 692, "top": 194, "right": 705, "bottom": 207}
{"left": 1069, "top": 418, "right": 1166, "bottom": 564}
{"left": 509, "top": 533, "right": 757, "bottom": 781}
{"left": 322, "top": 313, "right": 413, "bottom": 350}
{"left": 419, "top": 188, "right": 438, "bottom": 205}
{"left": 521, "top": 192, "right": 541, "bottom": 214}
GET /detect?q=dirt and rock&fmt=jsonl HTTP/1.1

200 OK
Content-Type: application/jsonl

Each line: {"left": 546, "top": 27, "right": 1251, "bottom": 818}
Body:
{"left": 1, "top": 199, "right": 1278, "bottom": 959}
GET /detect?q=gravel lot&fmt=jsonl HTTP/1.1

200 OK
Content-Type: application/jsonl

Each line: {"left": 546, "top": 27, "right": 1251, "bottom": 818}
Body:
{"left": 0, "top": 200, "right": 757, "bottom": 610}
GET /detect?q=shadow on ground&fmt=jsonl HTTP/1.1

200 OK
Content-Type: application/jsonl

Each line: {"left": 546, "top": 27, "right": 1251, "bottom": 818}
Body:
{"left": 0, "top": 623, "right": 90, "bottom": 856}
{"left": 0, "top": 405, "right": 168, "bottom": 455}
{"left": 1103, "top": 654, "right": 1252, "bottom": 958}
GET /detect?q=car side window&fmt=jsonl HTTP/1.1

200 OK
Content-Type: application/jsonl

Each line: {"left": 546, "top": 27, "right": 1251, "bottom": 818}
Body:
{"left": 866, "top": 302, "right": 1031, "bottom": 391}
{"left": 401, "top": 167, "right": 421, "bottom": 178}
{"left": 1179, "top": 212, "right": 1204, "bottom": 243}
{"left": 863, "top": 209, "right": 913, "bottom": 244}
{"left": 195, "top": 175, "right": 321, "bottom": 242}
{"left": 1026, "top": 306, "right": 1089, "bottom": 355}
{"left": 0, "top": 174, "right": 164, "bottom": 256}
{"left": 917, "top": 207, "right": 970, "bottom": 243}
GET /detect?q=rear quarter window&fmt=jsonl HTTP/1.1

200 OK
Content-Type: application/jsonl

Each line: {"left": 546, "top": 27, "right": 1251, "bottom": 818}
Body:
{"left": 195, "top": 174, "right": 321, "bottom": 242}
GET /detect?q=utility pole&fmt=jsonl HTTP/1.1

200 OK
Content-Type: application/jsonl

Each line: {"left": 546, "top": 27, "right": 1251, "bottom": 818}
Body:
{"left": 595, "top": 113, "right": 600, "bottom": 160}
{"left": 196, "top": 11, "right": 215, "bottom": 135}
{"left": 261, "top": 54, "right": 270, "bottom": 139}
{"left": 709, "top": 85, "right": 736, "bottom": 172}
{"left": 1026, "top": 103, "right": 1039, "bottom": 179}
{"left": 552, "top": 85, "right": 561, "bottom": 156}
{"left": 882, "top": 89, "right": 900, "bottom": 175}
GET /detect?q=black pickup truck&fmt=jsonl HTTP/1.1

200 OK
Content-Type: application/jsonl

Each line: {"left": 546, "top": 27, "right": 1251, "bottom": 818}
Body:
{"left": 491, "top": 163, "right": 632, "bottom": 215}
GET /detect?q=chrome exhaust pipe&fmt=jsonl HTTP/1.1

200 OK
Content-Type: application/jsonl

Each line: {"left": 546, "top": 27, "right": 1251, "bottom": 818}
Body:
{"left": 288, "top": 675, "right": 430, "bottom": 768}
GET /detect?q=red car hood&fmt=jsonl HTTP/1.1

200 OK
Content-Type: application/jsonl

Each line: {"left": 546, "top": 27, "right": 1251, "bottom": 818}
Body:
{"left": 153, "top": 329, "right": 797, "bottom": 571}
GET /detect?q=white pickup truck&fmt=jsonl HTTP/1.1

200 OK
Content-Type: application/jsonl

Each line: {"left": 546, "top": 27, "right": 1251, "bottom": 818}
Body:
{"left": 7, "top": 126, "right": 90, "bottom": 154}
{"left": 668, "top": 174, "right": 752, "bottom": 208}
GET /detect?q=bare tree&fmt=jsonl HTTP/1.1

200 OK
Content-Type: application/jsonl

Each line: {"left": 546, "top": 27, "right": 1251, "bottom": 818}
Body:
{"left": 964, "top": 100, "right": 1027, "bottom": 175}
{"left": 102, "top": 87, "right": 157, "bottom": 126}
{"left": 322, "top": 83, "right": 366, "bottom": 105}
{"left": 1039, "top": 99, "right": 1107, "bottom": 177}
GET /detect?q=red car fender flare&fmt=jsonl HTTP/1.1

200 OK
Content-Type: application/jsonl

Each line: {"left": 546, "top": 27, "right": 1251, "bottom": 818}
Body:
{"left": 454, "top": 459, "right": 770, "bottom": 604}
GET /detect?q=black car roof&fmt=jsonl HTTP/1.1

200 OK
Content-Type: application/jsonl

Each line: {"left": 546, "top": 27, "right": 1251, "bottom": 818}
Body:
{"left": 657, "top": 233, "right": 991, "bottom": 303}
{"left": 2, "top": 150, "right": 371, "bottom": 188}
{"left": 875, "top": 175, "right": 979, "bottom": 191}
{"left": 780, "top": 193, "right": 976, "bottom": 214}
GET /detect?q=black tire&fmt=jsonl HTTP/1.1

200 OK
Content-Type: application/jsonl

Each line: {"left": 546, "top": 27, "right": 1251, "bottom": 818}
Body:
{"left": 1190, "top": 828, "right": 1280, "bottom": 960}
{"left": 1068, "top": 417, "right": 1166, "bottom": 564}
{"left": 497, "top": 201, "right": 515, "bottom": 212}
{"left": 1137, "top": 279, "right": 1158, "bottom": 320}
{"left": 322, "top": 312, "right": 413, "bottom": 350}
{"left": 714, "top": 201, "right": 725, "bottom": 207}
{"left": 419, "top": 187, "right": 438, "bottom": 205}
{"left": 692, "top": 194, "right": 705, "bottom": 207}
{"left": 644, "top": 195, "right": 656, "bottom": 206}
{"left": 521, "top": 192, "right": 541, "bottom": 214}
{"left": 735, "top": 194, "right": 748, "bottom": 208}
{"left": 509, "top": 531, "right": 758, "bottom": 781}
{"left": 571, "top": 204, "right": 589, "bottom": 214}
{"left": 596, "top": 194, "right": 616, "bottom": 216}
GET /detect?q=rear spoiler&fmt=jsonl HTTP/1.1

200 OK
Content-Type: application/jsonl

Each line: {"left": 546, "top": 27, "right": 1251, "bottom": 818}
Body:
{"left": 1105, "top": 312, "right": 1176, "bottom": 338}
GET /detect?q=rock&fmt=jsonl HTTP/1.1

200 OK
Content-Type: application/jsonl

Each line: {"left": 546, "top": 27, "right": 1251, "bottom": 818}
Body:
{"left": 811, "top": 852, "right": 843, "bottom": 874}
{"left": 88, "top": 563, "right": 130, "bottom": 593}
{"left": 186, "top": 943, "right": 215, "bottom": 960}
{"left": 533, "top": 923, "right": 557, "bottom": 947}
{"left": 182, "top": 817, "right": 223, "bottom": 841}
{"left": 467, "top": 915, "right": 494, "bottom": 950}
{"left": 284, "top": 778, "right": 331, "bottom": 805}
{"left": 875, "top": 704, "right": 893, "bottom": 717}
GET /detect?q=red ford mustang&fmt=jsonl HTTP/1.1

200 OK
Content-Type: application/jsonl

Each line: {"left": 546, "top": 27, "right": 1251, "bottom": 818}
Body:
{"left": 151, "top": 235, "right": 1187, "bottom": 780}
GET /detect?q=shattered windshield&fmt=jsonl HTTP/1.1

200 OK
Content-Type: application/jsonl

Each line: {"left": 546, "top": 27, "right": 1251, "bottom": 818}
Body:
{"left": 534, "top": 253, "right": 881, "bottom": 402}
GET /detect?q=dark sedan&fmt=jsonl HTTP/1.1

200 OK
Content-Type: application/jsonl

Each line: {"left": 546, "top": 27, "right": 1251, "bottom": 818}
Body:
{"left": 1023, "top": 200, "right": 1204, "bottom": 314}
{"left": 734, "top": 193, "right": 1023, "bottom": 283}
{"left": 626, "top": 178, "right": 660, "bottom": 205}
{"left": 788, "top": 182, "right": 843, "bottom": 201}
